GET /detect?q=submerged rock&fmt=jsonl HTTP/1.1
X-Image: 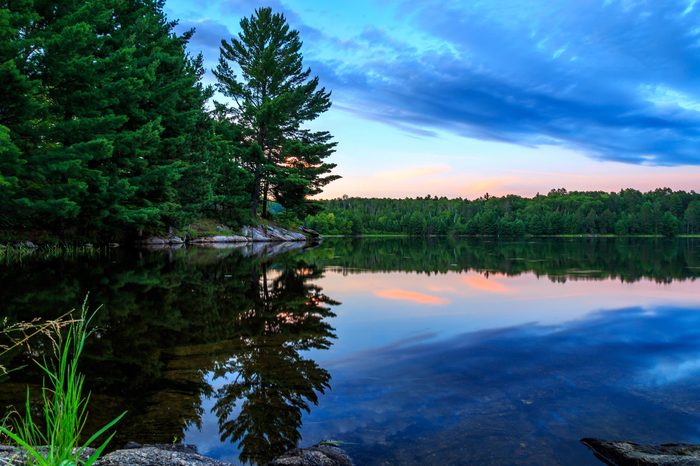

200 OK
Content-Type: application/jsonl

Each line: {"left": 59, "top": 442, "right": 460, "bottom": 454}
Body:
{"left": 582, "top": 438, "right": 700, "bottom": 465}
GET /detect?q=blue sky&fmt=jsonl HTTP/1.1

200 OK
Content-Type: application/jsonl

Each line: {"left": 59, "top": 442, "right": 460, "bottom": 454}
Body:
{"left": 165, "top": 0, "right": 700, "bottom": 198}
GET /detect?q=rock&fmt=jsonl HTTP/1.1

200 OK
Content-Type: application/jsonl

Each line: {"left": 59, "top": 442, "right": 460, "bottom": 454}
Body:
{"left": 0, "top": 444, "right": 234, "bottom": 466}
{"left": 581, "top": 438, "right": 700, "bottom": 465}
{"left": 300, "top": 226, "right": 321, "bottom": 238}
{"left": 188, "top": 225, "right": 307, "bottom": 244}
{"left": 242, "top": 226, "right": 270, "bottom": 242}
{"left": 0, "top": 445, "right": 95, "bottom": 464}
{"left": 98, "top": 446, "right": 233, "bottom": 466}
{"left": 0, "top": 443, "right": 351, "bottom": 466}
{"left": 16, "top": 240, "right": 37, "bottom": 248}
{"left": 189, "top": 235, "right": 248, "bottom": 243}
{"left": 268, "top": 444, "right": 353, "bottom": 466}
{"left": 108, "top": 243, "right": 120, "bottom": 248}
{"left": 122, "top": 442, "right": 198, "bottom": 454}
{"left": 168, "top": 235, "right": 185, "bottom": 244}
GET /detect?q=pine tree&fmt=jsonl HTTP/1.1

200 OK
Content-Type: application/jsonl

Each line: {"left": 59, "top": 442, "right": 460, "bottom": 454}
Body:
{"left": 214, "top": 7, "right": 338, "bottom": 219}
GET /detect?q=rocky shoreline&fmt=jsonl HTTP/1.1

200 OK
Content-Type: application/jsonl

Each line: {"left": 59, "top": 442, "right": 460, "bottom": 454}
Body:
{"left": 138, "top": 225, "right": 318, "bottom": 247}
{"left": 0, "top": 442, "right": 353, "bottom": 466}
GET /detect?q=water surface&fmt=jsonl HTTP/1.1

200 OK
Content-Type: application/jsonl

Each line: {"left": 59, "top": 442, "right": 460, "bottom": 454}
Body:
{"left": 1, "top": 238, "right": 699, "bottom": 465}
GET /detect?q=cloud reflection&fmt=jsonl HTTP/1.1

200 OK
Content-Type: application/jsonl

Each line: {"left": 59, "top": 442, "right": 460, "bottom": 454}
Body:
{"left": 306, "top": 306, "right": 700, "bottom": 465}
{"left": 374, "top": 288, "right": 450, "bottom": 305}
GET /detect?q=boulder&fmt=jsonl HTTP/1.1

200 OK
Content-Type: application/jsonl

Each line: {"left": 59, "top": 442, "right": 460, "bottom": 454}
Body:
{"left": 268, "top": 444, "right": 353, "bottom": 466}
{"left": 0, "top": 443, "right": 352, "bottom": 466}
{"left": 581, "top": 438, "right": 700, "bottom": 465}
{"left": 99, "top": 444, "right": 231, "bottom": 466}
{"left": 0, "top": 444, "right": 232, "bottom": 466}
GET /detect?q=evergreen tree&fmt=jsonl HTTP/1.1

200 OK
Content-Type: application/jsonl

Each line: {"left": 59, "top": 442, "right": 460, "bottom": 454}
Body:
{"left": 214, "top": 7, "right": 338, "bottom": 219}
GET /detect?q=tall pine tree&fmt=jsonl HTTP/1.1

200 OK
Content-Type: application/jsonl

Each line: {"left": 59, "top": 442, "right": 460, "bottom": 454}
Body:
{"left": 214, "top": 7, "right": 338, "bottom": 219}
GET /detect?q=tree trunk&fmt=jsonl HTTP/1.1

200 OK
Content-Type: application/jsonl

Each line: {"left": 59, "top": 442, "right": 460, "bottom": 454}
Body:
{"left": 261, "top": 180, "right": 270, "bottom": 218}
{"left": 250, "top": 163, "right": 262, "bottom": 218}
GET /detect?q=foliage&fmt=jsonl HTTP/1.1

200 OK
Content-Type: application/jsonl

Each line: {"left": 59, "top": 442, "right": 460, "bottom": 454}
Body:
{"left": 0, "top": 299, "right": 124, "bottom": 465}
{"left": 305, "top": 189, "right": 700, "bottom": 237}
{"left": 0, "top": 2, "right": 335, "bottom": 240}
{"left": 214, "top": 7, "right": 338, "bottom": 220}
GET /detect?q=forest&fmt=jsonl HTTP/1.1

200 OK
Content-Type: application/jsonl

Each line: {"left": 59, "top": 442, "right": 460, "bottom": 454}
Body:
{"left": 304, "top": 189, "right": 700, "bottom": 237}
{"left": 0, "top": 2, "right": 336, "bottom": 241}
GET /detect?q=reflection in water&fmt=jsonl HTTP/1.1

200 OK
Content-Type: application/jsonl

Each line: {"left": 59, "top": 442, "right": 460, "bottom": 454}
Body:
{"left": 317, "top": 306, "right": 700, "bottom": 465}
{"left": 0, "top": 238, "right": 699, "bottom": 465}
{"left": 0, "top": 247, "right": 337, "bottom": 465}
{"left": 211, "top": 263, "right": 337, "bottom": 464}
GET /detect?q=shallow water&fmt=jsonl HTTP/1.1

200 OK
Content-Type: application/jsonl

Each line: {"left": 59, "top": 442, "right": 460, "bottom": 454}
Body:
{"left": 1, "top": 238, "right": 699, "bottom": 465}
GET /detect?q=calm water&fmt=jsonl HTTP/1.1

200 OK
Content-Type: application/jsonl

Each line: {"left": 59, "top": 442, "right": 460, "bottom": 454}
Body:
{"left": 2, "top": 238, "right": 700, "bottom": 465}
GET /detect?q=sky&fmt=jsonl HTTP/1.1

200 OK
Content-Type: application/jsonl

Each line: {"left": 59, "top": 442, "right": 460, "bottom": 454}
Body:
{"left": 164, "top": 0, "right": 700, "bottom": 199}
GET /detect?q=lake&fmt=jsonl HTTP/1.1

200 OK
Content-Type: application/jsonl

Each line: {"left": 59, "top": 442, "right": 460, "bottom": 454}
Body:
{"left": 1, "top": 238, "right": 700, "bottom": 465}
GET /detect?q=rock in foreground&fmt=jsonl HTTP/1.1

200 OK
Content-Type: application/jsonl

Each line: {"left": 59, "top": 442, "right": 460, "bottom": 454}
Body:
{"left": 0, "top": 444, "right": 231, "bottom": 466}
{"left": 582, "top": 438, "right": 700, "bottom": 465}
{"left": 268, "top": 444, "right": 353, "bottom": 466}
{"left": 0, "top": 443, "right": 352, "bottom": 466}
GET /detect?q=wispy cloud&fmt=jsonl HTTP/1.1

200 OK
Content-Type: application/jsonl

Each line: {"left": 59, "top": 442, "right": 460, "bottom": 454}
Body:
{"left": 170, "top": 0, "right": 700, "bottom": 166}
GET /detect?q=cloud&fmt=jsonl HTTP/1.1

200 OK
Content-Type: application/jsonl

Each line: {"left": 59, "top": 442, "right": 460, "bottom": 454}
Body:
{"left": 172, "top": 0, "right": 700, "bottom": 166}
{"left": 314, "top": 1, "right": 700, "bottom": 165}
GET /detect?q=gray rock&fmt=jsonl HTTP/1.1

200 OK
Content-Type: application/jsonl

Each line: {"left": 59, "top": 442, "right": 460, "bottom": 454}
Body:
{"left": 98, "top": 446, "right": 232, "bottom": 466}
{"left": 248, "top": 226, "right": 271, "bottom": 242}
{"left": 16, "top": 240, "right": 37, "bottom": 248}
{"left": 108, "top": 243, "right": 120, "bottom": 248}
{"left": 268, "top": 444, "right": 353, "bottom": 466}
{"left": 0, "top": 445, "right": 95, "bottom": 464}
{"left": 190, "top": 235, "right": 248, "bottom": 243}
{"left": 582, "top": 438, "right": 700, "bottom": 465}
{"left": 168, "top": 235, "right": 185, "bottom": 244}
{"left": 0, "top": 445, "right": 233, "bottom": 466}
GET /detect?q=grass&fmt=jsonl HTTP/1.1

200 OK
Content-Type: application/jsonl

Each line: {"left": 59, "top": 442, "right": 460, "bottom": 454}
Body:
{"left": 0, "top": 298, "right": 125, "bottom": 465}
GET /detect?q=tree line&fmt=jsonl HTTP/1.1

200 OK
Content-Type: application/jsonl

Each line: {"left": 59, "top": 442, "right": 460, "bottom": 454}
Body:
{"left": 0, "top": 2, "right": 336, "bottom": 240}
{"left": 304, "top": 189, "right": 700, "bottom": 237}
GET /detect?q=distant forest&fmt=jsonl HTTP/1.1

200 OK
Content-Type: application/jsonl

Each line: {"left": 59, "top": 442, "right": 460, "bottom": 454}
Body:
{"left": 304, "top": 189, "right": 700, "bottom": 237}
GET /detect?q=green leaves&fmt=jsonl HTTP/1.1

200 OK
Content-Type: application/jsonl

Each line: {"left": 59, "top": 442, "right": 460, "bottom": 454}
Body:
{"left": 215, "top": 7, "right": 338, "bottom": 218}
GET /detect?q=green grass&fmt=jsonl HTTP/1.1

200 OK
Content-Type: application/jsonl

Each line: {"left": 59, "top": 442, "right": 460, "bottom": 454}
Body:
{"left": 0, "top": 298, "right": 125, "bottom": 465}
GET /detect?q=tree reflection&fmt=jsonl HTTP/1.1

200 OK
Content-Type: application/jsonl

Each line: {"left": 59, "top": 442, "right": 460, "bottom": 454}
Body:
{"left": 212, "top": 261, "right": 338, "bottom": 465}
